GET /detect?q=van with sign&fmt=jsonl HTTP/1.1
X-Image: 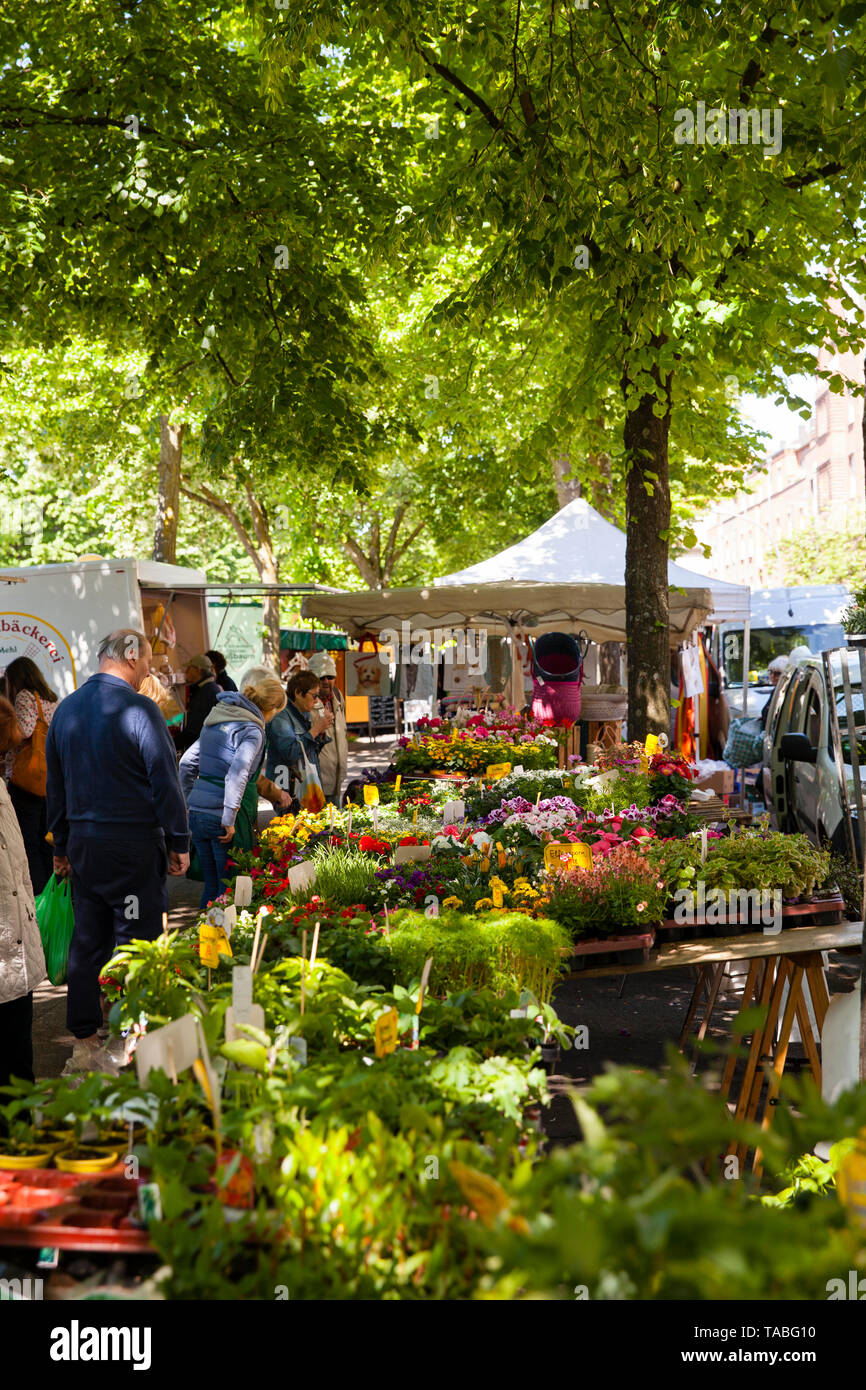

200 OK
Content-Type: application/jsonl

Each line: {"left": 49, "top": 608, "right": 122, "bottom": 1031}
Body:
{"left": 0, "top": 557, "right": 211, "bottom": 696}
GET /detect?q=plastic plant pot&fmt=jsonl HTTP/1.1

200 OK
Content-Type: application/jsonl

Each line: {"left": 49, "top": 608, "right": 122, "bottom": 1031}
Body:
{"left": 12, "top": 1170, "right": 81, "bottom": 1189}
{"left": 0, "top": 1149, "right": 58, "bottom": 1171}
{"left": 0, "top": 1207, "right": 38, "bottom": 1227}
{"left": 54, "top": 1148, "right": 120, "bottom": 1175}
{"left": 7, "top": 1187, "right": 68, "bottom": 1210}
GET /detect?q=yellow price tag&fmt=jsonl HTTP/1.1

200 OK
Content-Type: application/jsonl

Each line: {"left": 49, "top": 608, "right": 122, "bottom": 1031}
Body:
{"left": 199, "top": 922, "right": 233, "bottom": 968}
{"left": 393, "top": 775, "right": 401, "bottom": 795}
{"left": 363, "top": 784, "right": 380, "bottom": 806}
{"left": 374, "top": 1008, "right": 399, "bottom": 1058}
{"left": 544, "top": 841, "right": 593, "bottom": 874}
{"left": 644, "top": 734, "right": 659, "bottom": 755}
{"left": 485, "top": 762, "right": 511, "bottom": 781}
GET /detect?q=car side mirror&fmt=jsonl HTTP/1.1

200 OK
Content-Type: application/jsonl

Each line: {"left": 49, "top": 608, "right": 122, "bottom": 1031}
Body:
{"left": 780, "top": 732, "right": 817, "bottom": 764}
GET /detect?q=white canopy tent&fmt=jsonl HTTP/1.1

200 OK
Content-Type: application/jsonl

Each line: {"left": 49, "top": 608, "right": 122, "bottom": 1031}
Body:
{"left": 435, "top": 497, "right": 750, "bottom": 623}
{"left": 302, "top": 498, "right": 749, "bottom": 710}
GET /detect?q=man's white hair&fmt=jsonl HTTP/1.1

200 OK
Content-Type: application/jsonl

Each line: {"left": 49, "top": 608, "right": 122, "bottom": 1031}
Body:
{"left": 97, "top": 629, "right": 147, "bottom": 664}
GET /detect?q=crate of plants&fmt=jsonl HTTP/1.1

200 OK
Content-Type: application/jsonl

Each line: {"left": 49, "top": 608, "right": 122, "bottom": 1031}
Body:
{"left": 542, "top": 845, "right": 666, "bottom": 969}
{"left": 648, "top": 831, "right": 833, "bottom": 940}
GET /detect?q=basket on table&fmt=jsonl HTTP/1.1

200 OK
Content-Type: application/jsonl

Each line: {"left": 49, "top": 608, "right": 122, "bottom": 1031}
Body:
{"left": 579, "top": 684, "right": 628, "bottom": 723}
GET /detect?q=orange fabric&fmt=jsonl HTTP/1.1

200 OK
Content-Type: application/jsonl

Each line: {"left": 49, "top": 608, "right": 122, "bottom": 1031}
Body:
{"left": 11, "top": 694, "right": 48, "bottom": 797}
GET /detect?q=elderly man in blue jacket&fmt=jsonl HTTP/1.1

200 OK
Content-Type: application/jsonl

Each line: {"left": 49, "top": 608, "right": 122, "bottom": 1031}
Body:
{"left": 46, "top": 629, "right": 190, "bottom": 1070}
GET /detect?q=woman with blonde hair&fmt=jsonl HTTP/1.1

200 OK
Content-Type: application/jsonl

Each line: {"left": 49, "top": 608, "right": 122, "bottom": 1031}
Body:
{"left": 179, "top": 675, "right": 287, "bottom": 908}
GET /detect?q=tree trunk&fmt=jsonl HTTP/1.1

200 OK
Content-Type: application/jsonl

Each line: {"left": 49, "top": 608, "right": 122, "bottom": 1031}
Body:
{"left": 179, "top": 467, "right": 281, "bottom": 673}
{"left": 623, "top": 353, "right": 672, "bottom": 741}
{"left": 599, "top": 642, "right": 621, "bottom": 684}
{"left": 551, "top": 454, "right": 581, "bottom": 508}
{"left": 154, "top": 416, "right": 184, "bottom": 563}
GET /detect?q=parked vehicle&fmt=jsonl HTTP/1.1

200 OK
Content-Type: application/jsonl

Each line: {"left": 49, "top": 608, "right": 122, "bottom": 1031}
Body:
{"left": 761, "top": 651, "right": 864, "bottom": 856}
{"left": 715, "top": 585, "right": 849, "bottom": 720}
{"left": 0, "top": 557, "right": 211, "bottom": 695}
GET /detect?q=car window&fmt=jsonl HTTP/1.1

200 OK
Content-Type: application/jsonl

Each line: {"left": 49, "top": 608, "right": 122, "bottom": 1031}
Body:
{"left": 787, "top": 672, "right": 810, "bottom": 733}
{"left": 767, "top": 670, "right": 795, "bottom": 743}
{"left": 805, "top": 686, "right": 821, "bottom": 748}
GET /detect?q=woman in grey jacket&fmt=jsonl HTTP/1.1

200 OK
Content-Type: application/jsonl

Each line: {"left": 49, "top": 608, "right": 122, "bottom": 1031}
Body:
{"left": 179, "top": 676, "right": 287, "bottom": 909}
{"left": 0, "top": 696, "right": 46, "bottom": 1091}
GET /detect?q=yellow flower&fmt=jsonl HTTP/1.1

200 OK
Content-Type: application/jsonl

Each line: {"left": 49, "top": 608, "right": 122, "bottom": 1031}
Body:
{"left": 442, "top": 896, "right": 464, "bottom": 909}
{"left": 474, "top": 897, "right": 494, "bottom": 912}
{"left": 480, "top": 856, "right": 491, "bottom": 873}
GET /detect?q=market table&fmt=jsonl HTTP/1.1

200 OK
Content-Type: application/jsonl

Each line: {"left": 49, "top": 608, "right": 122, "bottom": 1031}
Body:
{"left": 565, "top": 920, "right": 862, "bottom": 1172}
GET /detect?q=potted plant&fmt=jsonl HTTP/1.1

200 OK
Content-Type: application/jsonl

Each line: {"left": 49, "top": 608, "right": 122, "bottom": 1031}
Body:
{"left": 842, "top": 586, "right": 866, "bottom": 645}
{"left": 0, "top": 1080, "right": 61, "bottom": 1168}
{"left": 43, "top": 1075, "right": 123, "bottom": 1173}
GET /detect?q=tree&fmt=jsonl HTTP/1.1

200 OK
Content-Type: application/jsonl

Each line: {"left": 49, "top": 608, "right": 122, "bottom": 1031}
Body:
{"left": 0, "top": 0, "right": 401, "bottom": 615}
{"left": 250, "top": 0, "right": 866, "bottom": 734}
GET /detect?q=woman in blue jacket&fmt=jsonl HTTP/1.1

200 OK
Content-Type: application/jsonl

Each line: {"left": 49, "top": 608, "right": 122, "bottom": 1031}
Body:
{"left": 179, "top": 675, "right": 287, "bottom": 908}
{"left": 265, "top": 669, "right": 333, "bottom": 807}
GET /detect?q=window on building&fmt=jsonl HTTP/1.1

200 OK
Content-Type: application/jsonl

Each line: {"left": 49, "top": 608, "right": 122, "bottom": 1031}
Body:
{"left": 817, "top": 463, "right": 832, "bottom": 512}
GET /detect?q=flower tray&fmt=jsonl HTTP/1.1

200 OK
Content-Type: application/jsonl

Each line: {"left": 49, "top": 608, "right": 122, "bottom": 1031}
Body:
{"left": 0, "top": 1167, "right": 153, "bottom": 1254}
{"left": 566, "top": 929, "right": 656, "bottom": 971}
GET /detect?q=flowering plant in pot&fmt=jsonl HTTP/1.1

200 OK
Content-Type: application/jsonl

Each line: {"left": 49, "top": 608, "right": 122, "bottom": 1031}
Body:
{"left": 545, "top": 845, "right": 668, "bottom": 941}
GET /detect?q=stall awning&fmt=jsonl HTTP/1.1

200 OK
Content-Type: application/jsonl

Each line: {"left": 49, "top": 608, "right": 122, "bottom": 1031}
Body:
{"left": 301, "top": 578, "right": 714, "bottom": 645}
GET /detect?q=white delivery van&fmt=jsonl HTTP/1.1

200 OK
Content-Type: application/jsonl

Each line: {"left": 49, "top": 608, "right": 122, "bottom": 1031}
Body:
{"left": 713, "top": 584, "right": 850, "bottom": 720}
{"left": 0, "top": 557, "right": 211, "bottom": 696}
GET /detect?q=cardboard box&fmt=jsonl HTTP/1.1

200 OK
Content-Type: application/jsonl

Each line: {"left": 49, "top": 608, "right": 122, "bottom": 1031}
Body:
{"left": 693, "top": 769, "right": 735, "bottom": 796}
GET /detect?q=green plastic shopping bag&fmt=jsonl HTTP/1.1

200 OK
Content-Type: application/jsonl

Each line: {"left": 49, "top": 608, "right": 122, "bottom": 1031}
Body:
{"left": 34, "top": 873, "right": 75, "bottom": 986}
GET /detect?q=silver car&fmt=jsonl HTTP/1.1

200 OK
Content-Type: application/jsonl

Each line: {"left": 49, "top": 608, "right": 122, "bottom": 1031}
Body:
{"left": 761, "top": 652, "right": 864, "bottom": 855}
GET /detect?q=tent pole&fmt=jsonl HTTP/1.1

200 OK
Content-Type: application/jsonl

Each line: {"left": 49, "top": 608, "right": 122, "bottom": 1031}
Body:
{"left": 740, "top": 618, "right": 750, "bottom": 808}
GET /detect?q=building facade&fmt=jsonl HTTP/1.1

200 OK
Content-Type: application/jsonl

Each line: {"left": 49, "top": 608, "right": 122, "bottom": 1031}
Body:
{"left": 683, "top": 347, "right": 865, "bottom": 589}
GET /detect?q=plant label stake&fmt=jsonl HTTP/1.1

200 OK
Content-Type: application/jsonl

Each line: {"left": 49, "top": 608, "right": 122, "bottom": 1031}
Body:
{"left": 162, "top": 912, "right": 168, "bottom": 936}
{"left": 395, "top": 843, "right": 432, "bottom": 865}
{"left": 347, "top": 807, "right": 353, "bottom": 836}
{"left": 136, "top": 1017, "right": 194, "bottom": 1086}
{"left": 253, "top": 933, "right": 268, "bottom": 974}
{"left": 544, "top": 842, "right": 592, "bottom": 874}
{"left": 486, "top": 762, "right": 512, "bottom": 781}
{"left": 394, "top": 775, "right": 401, "bottom": 795}
{"left": 232, "top": 965, "right": 253, "bottom": 1016}
{"left": 374, "top": 1008, "right": 399, "bottom": 1058}
{"left": 417, "top": 956, "right": 433, "bottom": 1013}
{"left": 372, "top": 805, "right": 379, "bottom": 835}
{"left": 233, "top": 876, "right": 253, "bottom": 908}
{"left": 513, "top": 764, "right": 524, "bottom": 775}
{"left": 288, "top": 861, "right": 317, "bottom": 896}
{"left": 309, "top": 920, "right": 321, "bottom": 972}
{"left": 301, "top": 929, "right": 307, "bottom": 1015}
{"left": 700, "top": 826, "right": 708, "bottom": 863}
{"left": 443, "top": 799, "right": 465, "bottom": 825}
